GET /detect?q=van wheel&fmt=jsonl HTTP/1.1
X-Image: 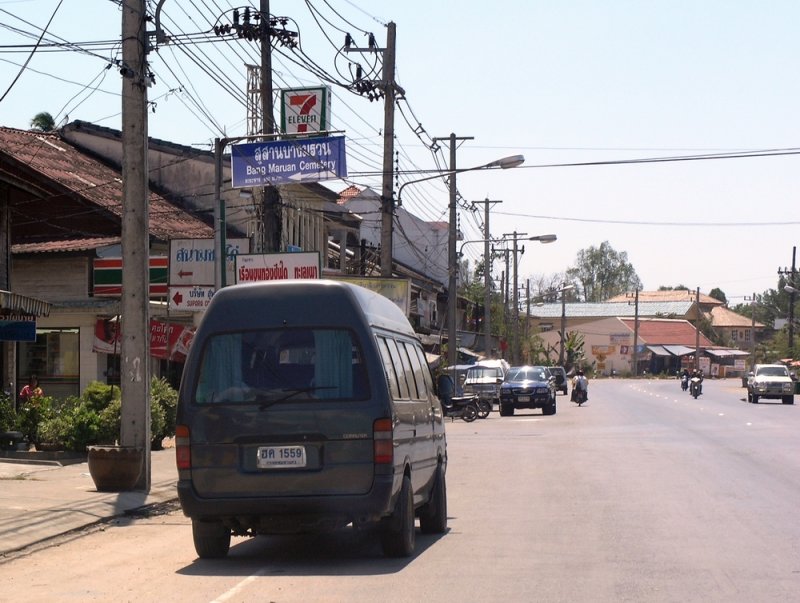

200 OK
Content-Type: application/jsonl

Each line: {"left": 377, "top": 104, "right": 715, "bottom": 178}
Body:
{"left": 192, "top": 519, "right": 231, "bottom": 559}
{"left": 381, "top": 475, "right": 415, "bottom": 557}
{"left": 419, "top": 465, "right": 447, "bottom": 534}
{"left": 751, "top": 394, "right": 759, "bottom": 404}
{"left": 542, "top": 399, "right": 557, "bottom": 416}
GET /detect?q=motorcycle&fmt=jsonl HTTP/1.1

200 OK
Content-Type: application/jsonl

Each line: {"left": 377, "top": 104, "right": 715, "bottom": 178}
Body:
{"left": 442, "top": 394, "right": 479, "bottom": 422}
{"left": 474, "top": 396, "right": 492, "bottom": 419}
{"left": 681, "top": 374, "right": 689, "bottom": 391}
{"left": 689, "top": 377, "right": 702, "bottom": 399}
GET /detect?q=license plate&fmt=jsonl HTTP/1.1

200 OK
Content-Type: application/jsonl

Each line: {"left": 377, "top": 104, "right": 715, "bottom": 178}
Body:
{"left": 517, "top": 395, "right": 530, "bottom": 402}
{"left": 257, "top": 445, "right": 306, "bottom": 469}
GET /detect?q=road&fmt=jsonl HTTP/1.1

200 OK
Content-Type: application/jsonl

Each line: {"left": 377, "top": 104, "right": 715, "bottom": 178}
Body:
{"left": 1, "top": 378, "right": 798, "bottom": 602}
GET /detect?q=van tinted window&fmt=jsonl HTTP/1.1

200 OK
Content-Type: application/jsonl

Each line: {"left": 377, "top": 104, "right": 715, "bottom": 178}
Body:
{"left": 194, "top": 328, "right": 368, "bottom": 404}
{"left": 385, "top": 338, "right": 411, "bottom": 399}
{"left": 398, "top": 341, "right": 421, "bottom": 400}
{"left": 377, "top": 336, "right": 401, "bottom": 399}
{"left": 405, "top": 342, "right": 429, "bottom": 399}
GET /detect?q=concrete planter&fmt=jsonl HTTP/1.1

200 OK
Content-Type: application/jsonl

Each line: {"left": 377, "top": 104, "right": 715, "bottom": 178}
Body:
{"left": 87, "top": 445, "right": 143, "bottom": 492}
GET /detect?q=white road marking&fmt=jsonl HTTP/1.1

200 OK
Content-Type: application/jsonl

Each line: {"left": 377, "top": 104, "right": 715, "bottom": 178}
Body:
{"left": 211, "top": 567, "right": 270, "bottom": 602}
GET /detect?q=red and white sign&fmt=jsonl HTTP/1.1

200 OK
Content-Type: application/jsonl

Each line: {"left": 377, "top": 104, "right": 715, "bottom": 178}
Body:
{"left": 280, "top": 86, "right": 331, "bottom": 135}
{"left": 92, "top": 318, "right": 195, "bottom": 362}
{"left": 169, "top": 238, "right": 249, "bottom": 286}
{"left": 235, "top": 252, "right": 321, "bottom": 283}
{"left": 169, "top": 286, "right": 215, "bottom": 312}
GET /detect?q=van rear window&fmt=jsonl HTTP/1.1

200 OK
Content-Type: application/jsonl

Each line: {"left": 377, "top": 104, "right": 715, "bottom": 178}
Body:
{"left": 194, "top": 328, "right": 369, "bottom": 404}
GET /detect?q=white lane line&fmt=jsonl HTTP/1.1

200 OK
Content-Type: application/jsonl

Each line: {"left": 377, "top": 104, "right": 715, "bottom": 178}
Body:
{"left": 211, "top": 567, "right": 270, "bottom": 602}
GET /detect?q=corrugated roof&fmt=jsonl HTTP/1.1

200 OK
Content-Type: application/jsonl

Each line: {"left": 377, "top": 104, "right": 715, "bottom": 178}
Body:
{"left": 607, "top": 290, "right": 724, "bottom": 306}
{"left": 710, "top": 305, "right": 764, "bottom": 328}
{"left": 12, "top": 236, "right": 121, "bottom": 254}
{"left": 0, "top": 290, "right": 51, "bottom": 317}
{"left": 529, "top": 300, "right": 694, "bottom": 319}
{"left": 0, "top": 127, "right": 212, "bottom": 242}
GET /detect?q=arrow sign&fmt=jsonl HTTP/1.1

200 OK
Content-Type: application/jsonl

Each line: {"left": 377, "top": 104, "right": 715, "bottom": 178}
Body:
{"left": 172, "top": 291, "right": 183, "bottom": 305}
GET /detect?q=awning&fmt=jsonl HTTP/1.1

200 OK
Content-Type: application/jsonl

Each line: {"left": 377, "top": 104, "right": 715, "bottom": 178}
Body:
{"left": 646, "top": 345, "right": 672, "bottom": 356}
{"left": 663, "top": 345, "right": 696, "bottom": 356}
{"left": 0, "top": 290, "right": 51, "bottom": 317}
{"left": 706, "top": 348, "right": 750, "bottom": 357}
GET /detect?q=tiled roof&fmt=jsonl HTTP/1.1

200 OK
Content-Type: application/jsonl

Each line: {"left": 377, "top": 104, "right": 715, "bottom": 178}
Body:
{"left": 12, "top": 236, "right": 121, "bottom": 254}
{"left": 619, "top": 318, "right": 714, "bottom": 346}
{"left": 710, "top": 305, "right": 765, "bottom": 328}
{"left": 607, "top": 290, "right": 724, "bottom": 306}
{"left": 337, "top": 185, "right": 362, "bottom": 204}
{"left": 529, "top": 300, "right": 694, "bottom": 319}
{"left": 0, "top": 127, "right": 212, "bottom": 242}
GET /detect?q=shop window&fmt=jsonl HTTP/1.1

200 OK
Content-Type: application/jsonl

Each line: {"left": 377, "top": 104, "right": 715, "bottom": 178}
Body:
{"left": 18, "top": 328, "right": 80, "bottom": 398}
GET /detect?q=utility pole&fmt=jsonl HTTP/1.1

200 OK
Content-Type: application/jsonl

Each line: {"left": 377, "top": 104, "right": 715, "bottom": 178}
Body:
{"left": 380, "top": 23, "right": 397, "bottom": 277}
{"left": 746, "top": 292, "right": 757, "bottom": 370}
{"left": 434, "top": 134, "right": 473, "bottom": 368}
{"left": 559, "top": 290, "right": 567, "bottom": 367}
{"left": 627, "top": 288, "right": 640, "bottom": 376}
{"left": 778, "top": 245, "right": 797, "bottom": 358}
{"left": 472, "top": 199, "right": 502, "bottom": 358}
{"left": 503, "top": 231, "right": 526, "bottom": 365}
{"left": 525, "top": 278, "right": 531, "bottom": 362}
{"left": 260, "top": 0, "right": 280, "bottom": 252}
{"left": 694, "top": 286, "right": 701, "bottom": 371}
{"left": 120, "top": 0, "right": 151, "bottom": 490}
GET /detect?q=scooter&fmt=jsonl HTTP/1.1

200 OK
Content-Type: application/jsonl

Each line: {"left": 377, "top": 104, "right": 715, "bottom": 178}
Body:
{"left": 441, "top": 394, "right": 479, "bottom": 422}
{"left": 689, "top": 377, "right": 702, "bottom": 399}
{"left": 681, "top": 374, "right": 689, "bottom": 391}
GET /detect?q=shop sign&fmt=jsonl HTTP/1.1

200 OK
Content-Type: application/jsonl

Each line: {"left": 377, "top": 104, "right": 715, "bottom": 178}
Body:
{"left": 235, "top": 252, "right": 320, "bottom": 283}
{"left": 93, "top": 257, "right": 168, "bottom": 297}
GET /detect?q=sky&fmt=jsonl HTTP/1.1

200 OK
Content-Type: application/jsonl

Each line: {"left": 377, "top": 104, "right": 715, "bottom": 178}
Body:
{"left": 2, "top": 0, "right": 799, "bottom": 305}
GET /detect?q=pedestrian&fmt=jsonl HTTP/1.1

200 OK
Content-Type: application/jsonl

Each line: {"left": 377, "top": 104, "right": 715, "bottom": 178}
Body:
{"left": 19, "top": 374, "right": 43, "bottom": 403}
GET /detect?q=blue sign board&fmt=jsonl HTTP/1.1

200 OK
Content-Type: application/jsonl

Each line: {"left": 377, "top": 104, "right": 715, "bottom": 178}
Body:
{"left": 231, "top": 136, "right": 347, "bottom": 188}
{"left": 0, "top": 320, "right": 36, "bottom": 341}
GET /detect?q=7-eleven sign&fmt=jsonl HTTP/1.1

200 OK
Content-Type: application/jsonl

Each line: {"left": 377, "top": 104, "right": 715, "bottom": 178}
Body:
{"left": 280, "top": 86, "right": 331, "bottom": 136}
{"left": 93, "top": 257, "right": 168, "bottom": 297}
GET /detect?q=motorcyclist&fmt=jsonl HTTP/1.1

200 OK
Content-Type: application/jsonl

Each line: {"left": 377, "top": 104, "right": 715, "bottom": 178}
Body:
{"left": 680, "top": 368, "right": 690, "bottom": 391}
{"left": 571, "top": 369, "right": 588, "bottom": 402}
{"left": 690, "top": 369, "right": 703, "bottom": 395}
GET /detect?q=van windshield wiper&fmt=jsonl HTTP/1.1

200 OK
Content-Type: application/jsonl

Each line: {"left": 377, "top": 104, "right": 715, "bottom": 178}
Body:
{"left": 259, "top": 386, "right": 336, "bottom": 410}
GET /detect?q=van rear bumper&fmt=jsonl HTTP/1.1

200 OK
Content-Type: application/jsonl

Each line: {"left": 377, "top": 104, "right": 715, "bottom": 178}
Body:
{"left": 177, "top": 474, "right": 397, "bottom": 532}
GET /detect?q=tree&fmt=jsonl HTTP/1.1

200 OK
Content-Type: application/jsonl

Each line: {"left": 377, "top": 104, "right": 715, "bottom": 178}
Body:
{"left": 566, "top": 241, "right": 642, "bottom": 302}
{"left": 30, "top": 112, "right": 55, "bottom": 131}
{"left": 709, "top": 287, "right": 727, "bottom": 304}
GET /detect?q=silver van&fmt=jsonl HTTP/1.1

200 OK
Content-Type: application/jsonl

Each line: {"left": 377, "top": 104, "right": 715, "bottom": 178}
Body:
{"left": 175, "top": 280, "right": 447, "bottom": 558}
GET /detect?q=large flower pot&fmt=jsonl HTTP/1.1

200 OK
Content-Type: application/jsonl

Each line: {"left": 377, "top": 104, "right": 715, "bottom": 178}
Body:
{"left": 87, "top": 445, "right": 143, "bottom": 492}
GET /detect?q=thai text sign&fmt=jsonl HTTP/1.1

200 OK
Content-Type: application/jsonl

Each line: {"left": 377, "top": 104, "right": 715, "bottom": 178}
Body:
{"left": 235, "top": 252, "right": 321, "bottom": 283}
{"left": 231, "top": 136, "right": 347, "bottom": 187}
{"left": 169, "top": 238, "right": 249, "bottom": 286}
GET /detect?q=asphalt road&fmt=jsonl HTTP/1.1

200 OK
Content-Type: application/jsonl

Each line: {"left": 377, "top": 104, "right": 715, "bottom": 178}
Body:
{"left": 1, "top": 378, "right": 797, "bottom": 602}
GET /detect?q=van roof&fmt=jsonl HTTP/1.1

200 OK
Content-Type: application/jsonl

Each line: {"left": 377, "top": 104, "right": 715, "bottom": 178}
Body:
{"left": 205, "top": 279, "right": 417, "bottom": 336}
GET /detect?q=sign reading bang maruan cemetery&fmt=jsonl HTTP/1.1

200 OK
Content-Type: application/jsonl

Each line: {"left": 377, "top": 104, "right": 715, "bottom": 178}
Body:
{"left": 231, "top": 136, "right": 347, "bottom": 187}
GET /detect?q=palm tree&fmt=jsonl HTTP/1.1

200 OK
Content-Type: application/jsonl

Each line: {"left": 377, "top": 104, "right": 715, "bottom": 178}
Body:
{"left": 30, "top": 112, "right": 55, "bottom": 132}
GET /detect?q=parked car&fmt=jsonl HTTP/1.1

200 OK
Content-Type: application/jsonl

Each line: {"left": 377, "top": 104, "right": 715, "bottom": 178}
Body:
{"left": 463, "top": 363, "right": 505, "bottom": 407}
{"left": 499, "top": 365, "right": 557, "bottom": 416}
{"left": 545, "top": 366, "right": 568, "bottom": 395}
{"left": 746, "top": 364, "right": 795, "bottom": 404}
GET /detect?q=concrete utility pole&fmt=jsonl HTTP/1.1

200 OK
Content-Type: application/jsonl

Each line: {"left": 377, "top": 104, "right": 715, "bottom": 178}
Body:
{"left": 504, "top": 231, "right": 526, "bottom": 365}
{"left": 261, "top": 0, "right": 280, "bottom": 252}
{"left": 380, "top": 22, "right": 397, "bottom": 277}
{"left": 120, "top": 0, "right": 151, "bottom": 490}
{"left": 694, "top": 286, "right": 701, "bottom": 371}
{"left": 778, "top": 246, "right": 797, "bottom": 358}
{"left": 628, "top": 288, "right": 640, "bottom": 376}
{"left": 434, "top": 133, "right": 473, "bottom": 368}
{"left": 472, "top": 199, "right": 502, "bottom": 358}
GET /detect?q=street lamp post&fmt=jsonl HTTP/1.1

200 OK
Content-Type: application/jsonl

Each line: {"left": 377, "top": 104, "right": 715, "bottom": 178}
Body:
{"left": 396, "top": 152, "right": 525, "bottom": 368}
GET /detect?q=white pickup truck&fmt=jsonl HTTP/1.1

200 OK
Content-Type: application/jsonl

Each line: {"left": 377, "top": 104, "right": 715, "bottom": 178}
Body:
{"left": 746, "top": 364, "right": 795, "bottom": 404}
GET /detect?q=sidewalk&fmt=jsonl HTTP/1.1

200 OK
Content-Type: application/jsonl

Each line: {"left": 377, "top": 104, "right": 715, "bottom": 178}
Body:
{"left": 0, "top": 448, "right": 178, "bottom": 557}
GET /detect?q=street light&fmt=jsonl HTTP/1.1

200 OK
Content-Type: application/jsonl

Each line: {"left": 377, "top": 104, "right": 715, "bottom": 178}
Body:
{"left": 396, "top": 153, "right": 525, "bottom": 368}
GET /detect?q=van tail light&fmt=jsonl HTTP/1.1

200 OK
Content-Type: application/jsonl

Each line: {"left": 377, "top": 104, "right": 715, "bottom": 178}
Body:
{"left": 175, "top": 424, "right": 191, "bottom": 470}
{"left": 373, "top": 418, "right": 394, "bottom": 464}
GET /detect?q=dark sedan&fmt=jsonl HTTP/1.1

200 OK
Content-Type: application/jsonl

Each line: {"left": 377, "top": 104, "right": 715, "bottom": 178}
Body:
{"left": 499, "top": 365, "right": 557, "bottom": 416}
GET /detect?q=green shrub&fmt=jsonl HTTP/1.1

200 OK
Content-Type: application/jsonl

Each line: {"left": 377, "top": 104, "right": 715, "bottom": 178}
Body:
{"left": 150, "top": 377, "right": 177, "bottom": 448}
{"left": 0, "top": 392, "right": 15, "bottom": 432}
{"left": 16, "top": 395, "right": 55, "bottom": 445}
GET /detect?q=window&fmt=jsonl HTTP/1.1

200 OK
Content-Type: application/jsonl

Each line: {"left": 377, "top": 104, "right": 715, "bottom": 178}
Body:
{"left": 18, "top": 328, "right": 80, "bottom": 398}
{"left": 744, "top": 329, "right": 751, "bottom": 342}
{"left": 194, "top": 328, "right": 367, "bottom": 404}
{"left": 731, "top": 329, "right": 738, "bottom": 341}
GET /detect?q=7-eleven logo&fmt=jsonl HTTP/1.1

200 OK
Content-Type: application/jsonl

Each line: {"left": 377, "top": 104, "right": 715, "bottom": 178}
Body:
{"left": 281, "top": 87, "right": 329, "bottom": 135}
{"left": 289, "top": 94, "right": 317, "bottom": 133}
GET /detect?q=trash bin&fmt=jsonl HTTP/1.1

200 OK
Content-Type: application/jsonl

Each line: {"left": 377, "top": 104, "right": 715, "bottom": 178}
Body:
{"left": 794, "top": 380, "right": 800, "bottom": 395}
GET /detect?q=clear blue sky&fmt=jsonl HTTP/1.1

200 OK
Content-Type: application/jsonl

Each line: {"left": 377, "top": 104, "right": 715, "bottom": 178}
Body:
{"left": 2, "top": 0, "right": 799, "bottom": 304}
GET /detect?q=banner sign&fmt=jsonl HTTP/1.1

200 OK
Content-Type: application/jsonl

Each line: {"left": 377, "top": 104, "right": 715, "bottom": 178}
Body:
{"left": 92, "top": 318, "right": 194, "bottom": 362}
{"left": 333, "top": 276, "right": 411, "bottom": 316}
{"left": 169, "top": 238, "right": 249, "bottom": 286}
{"left": 231, "top": 136, "right": 347, "bottom": 187}
{"left": 93, "top": 257, "right": 168, "bottom": 297}
{"left": 235, "top": 252, "right": 320, "bottom": 283}
{"left": 280, "top": 86, "right": 331, "bottom": 136}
